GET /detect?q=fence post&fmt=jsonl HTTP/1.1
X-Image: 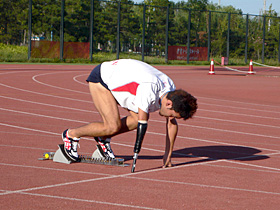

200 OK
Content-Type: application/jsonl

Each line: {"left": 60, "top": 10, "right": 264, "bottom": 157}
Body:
{"left": 245, "top": 14, "right": 249, "bottom": 64}
{"left": 262, "top": 15, "right": 266, "bottom": 63}
{"left": 165, "top": 4, "right": 169, "bottom": 63}
{"left": 142, "top": 4, "right": 146, "bottom": 61}
{"left": 227, "top": 12, "right": 230, "bottom": 60}
{"left": 278, "top": 18, "right": 280, "bottom": 63}
{"left": 116, "top": 1, "right": 121, "bottom": 59}
{"left": 207, "top": 10, "right": 211, "bottom": 62}
{"left": 89, "top": 0, "right": 94, "bottom": 61}
{"left": 60, "top": 0, "right": 65, "bottom": 61}
{"left": 28, "top": 0, "right": 32, "bottom": 60}
{"left": 187, "top": 9, "right": 191, "bottom": 64}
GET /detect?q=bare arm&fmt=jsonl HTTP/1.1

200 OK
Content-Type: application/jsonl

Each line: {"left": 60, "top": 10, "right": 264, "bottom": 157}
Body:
{"left": 163, "top": 117, "right": 178, "bottom": 168}
{"left": 138, "top": 108, "right": 149, "bottom": 121}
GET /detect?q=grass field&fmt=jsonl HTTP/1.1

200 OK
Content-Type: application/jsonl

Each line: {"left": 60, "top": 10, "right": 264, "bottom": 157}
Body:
{"left": 0, "top": 43, "right": 279, "bottom": 66}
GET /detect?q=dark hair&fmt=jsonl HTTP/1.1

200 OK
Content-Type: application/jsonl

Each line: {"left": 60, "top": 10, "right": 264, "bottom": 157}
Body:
{"left": 166, "top": 89, "right": 197, "bottom": 120}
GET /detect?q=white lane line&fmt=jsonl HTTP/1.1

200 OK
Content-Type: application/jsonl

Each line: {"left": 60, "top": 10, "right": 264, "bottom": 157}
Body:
{"left": 73, "top": 73, "right": 89, "bottom": 85}
{"left": 7, "top": 191, "right": 164, "bottom": 210}
{"left": 198, "top": 108, "right": 280, "bottom": 120}
{"left": 1, "top": 69, "right": 279, "bottom": 110}
{"left": 127, "top": 176, "right": 280, "bottom": 196}
{"left": 32, "top": 72, "right": 89, "bottom": 94}
{"left": 0, "top": 83, "right": 91, "bottom": 103}
{"left": 199, "top": 101, "right": 280, "bottom": 114}
{"left": 1, "top": 116, "right": 280, "bottom": 154}
{"left": 1, "top": 96, "right": 279, "bottom": 141}
{"left": 0, "top": 163, "right": 109, "bottom": 176}
{"left": 0, "top": 107, "right": 88, "bottom": 124}
{"left": 224, "top": 152, "right": 280, "bottom": 172}
{"left": 198, "top": 96, "right": 280, "bottom": 109}
{"left": 151, "top": 119, "right": 280, "bottom": 140}
{"left": 2, "top": 157, "right": 279, "bottom": 197}
{"left": 1, "top": 71, "right": 280, "bottom": 118}
{"left": 196, "top": 116, "right": 280, "bottom": 129}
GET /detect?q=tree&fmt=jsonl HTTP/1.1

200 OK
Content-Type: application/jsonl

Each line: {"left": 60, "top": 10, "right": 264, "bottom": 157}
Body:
{"left": 31, "top": 0, "right": 61, "bottom": 41}
{"left": 264, "top": 5, "right": 279, "bottom": 59}
{"left": 0, "top": 0, "right": 28, "bottom": 45}
{"left": 142, "top": 0, "right": 170, "bottom": 55}
{"left": 119, "top": 0, "right": 141, "bottom": 52}
{"left": 64, "top": 0, "right": 91, "bottom": 42}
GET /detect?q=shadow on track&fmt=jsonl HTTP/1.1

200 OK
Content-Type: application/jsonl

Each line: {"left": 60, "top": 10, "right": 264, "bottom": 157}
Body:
{"left": 117, "top": 145, "right": 269, "bottom": 167}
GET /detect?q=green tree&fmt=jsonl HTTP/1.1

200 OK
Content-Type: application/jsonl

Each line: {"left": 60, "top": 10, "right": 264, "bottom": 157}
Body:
{"left": 171, "top": 0, "right": 209, "bottom": 48}
{"left": 143, "top": 0, "right": 169, "bottom": 55}
{"left": 264, "top": 5, "right": 279, "bottom": 59}
{"left": 64, "top": 0, "right": 91, "bottom": 42}
{"left": 0, "top": 0, "right": 28, "bottom": 44}
{"left": 119, "top": 0, "right": 141, "bottom": 52}
{"left": 31, "top": 0, "right": 61, "bottom": 41}
{"left": 170, "top": 7, "right": 189, "bottom": 46}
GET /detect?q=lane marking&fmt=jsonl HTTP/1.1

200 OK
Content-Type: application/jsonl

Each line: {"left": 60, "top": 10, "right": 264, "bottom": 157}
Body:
{"left": 128, "top": 176, "right": 280, "bottom": 196}
{"left": 198, "top": 108, "right": 280, "bottom": 120}
{"left": 1, "top": 96, "right": 280, "bottom": 141}
{"left": 32, "top": 72, "right": 89, "bottom": 94}
{"left": 5, "top": 191, "right": 163, "bottom": 210}
{"left": 2, "top": 157, "right": 279, "bottom": 197}
{"left": 196, "top": 115, "right": 280, "bottom": 129}
{"left": 199, "top": 101, "right": 280, "bottom": 114}
{"left": 1, "top": 69, "right": 280, "bottom": 110}
{"left": 2, "top": 67, "right": 280, "bottom": 203}
{"left": 1, "top": 120, "right": 280, "bottom": 154}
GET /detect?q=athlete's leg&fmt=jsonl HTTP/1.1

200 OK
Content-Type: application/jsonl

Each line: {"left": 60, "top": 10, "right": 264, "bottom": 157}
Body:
{"left": 117, "top": 110, "right": 139, "bottom": 134}
{"left": 102, "top": 110, "right": 138, "bottom": 139}
{"left": 68, "top": 82, "right": 121, "bottom": 138}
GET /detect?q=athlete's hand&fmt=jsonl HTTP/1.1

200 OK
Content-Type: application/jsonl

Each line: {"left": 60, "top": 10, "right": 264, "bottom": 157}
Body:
{"left": 162, "top": 161, "right": 173, "bottom": 168}
{"left": 163, "top": 153, "right": 173, "bottom": 168}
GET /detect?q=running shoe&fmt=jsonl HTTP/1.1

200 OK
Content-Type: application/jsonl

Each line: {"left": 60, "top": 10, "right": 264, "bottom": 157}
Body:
{"left": 62, "top": 129, "right": 80, "bottom": 161}
{"left": 94, "top": 137, "right": 115, "bottom": 159}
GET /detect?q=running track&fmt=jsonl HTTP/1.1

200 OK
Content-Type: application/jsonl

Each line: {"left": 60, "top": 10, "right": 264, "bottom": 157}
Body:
{"left": 1, "top": 63, "right": 279, "bottom": 209}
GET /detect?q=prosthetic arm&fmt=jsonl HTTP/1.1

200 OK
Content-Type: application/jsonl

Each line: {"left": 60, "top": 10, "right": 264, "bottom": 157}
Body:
{"left": 131, "top": 120, "right": 148, "bottom": 173}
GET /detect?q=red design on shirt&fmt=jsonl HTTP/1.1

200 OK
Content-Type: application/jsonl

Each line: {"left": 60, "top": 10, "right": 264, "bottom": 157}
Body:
{"left": 112, "top": 82, "right": 139, "bottom": 95}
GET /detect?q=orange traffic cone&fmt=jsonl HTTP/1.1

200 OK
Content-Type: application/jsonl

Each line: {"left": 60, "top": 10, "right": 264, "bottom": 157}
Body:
{"left": 209, "top": 59, "right": 215, "bottom": 75}
{"left": 248, "top": 60, "right": 255, "bottom": 75}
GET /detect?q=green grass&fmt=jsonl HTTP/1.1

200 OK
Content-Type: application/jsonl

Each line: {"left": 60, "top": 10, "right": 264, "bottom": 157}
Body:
{"left": 0, "top": 44, "right": 279, "bottom": 66}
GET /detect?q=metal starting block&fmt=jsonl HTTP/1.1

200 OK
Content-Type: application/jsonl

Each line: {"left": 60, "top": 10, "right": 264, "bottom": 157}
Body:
{"left": 38, "top": 144, "right": 128, "bottom": 167}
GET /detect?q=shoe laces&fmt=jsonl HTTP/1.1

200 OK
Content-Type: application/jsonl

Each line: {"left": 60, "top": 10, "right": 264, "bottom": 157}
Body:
{"left": 105, "top": 142, "right": 113, "bottom": 153}
{"left": 72, "top": 141, "right": 80, "bottom": 152}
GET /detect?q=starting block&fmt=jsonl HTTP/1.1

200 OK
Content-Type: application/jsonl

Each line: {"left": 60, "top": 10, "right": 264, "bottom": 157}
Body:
{"left": 38, "top": 144, "right": 128, "bottom": 167}
{"left": 53, "top": 144, "right": 72, "bottom": 164}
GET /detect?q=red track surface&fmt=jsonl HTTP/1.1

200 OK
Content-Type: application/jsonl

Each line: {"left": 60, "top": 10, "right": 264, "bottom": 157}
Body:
{"left": 1, "top": 63, "right": 280, "bottom": 209}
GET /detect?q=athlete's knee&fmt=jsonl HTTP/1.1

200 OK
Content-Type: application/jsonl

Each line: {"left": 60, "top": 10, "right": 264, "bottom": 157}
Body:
{"left": 105, "top": 121, "right": 121, "bottom": 135}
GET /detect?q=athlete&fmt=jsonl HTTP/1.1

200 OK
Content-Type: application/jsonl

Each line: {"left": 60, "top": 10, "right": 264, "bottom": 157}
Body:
{"left": 62, "top": 59, "right": 197, "bottom": 168}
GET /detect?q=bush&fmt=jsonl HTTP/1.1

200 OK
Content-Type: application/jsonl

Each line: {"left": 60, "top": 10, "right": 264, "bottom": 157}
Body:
{"left": 0, "top": 43, "right": 28, "bottom": 62}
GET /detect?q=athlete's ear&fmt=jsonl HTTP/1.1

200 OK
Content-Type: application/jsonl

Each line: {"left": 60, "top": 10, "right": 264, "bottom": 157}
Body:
{"left": 165, "top": 100, "right": 173, "bottom": 109}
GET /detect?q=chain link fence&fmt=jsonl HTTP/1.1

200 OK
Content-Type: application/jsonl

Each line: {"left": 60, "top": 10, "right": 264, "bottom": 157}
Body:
{"left": 2, "top": 0, "right": 279, "bottom": 63}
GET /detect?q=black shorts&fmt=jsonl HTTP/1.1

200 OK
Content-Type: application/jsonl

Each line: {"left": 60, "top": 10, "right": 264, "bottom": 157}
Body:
{"left": 86, "top": 64, "right": 109, "bottom": 90}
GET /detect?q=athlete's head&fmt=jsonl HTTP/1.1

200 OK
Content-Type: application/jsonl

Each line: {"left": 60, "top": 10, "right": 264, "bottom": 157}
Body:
{"left": 160, "top": 89, "right": 197, "bottom": 120}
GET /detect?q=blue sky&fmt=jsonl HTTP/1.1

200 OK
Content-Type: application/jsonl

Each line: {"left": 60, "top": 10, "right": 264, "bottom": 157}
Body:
{"left": 133, "top": 0, "right": 279, "bottom": 15}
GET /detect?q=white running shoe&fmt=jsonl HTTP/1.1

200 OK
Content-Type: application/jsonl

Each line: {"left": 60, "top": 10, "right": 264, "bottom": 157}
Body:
{"left": 62, "top": 129, "right": 80, "bottom": 161}
{"left": 94, "top": 137, "right": 115, "bottom": 159}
